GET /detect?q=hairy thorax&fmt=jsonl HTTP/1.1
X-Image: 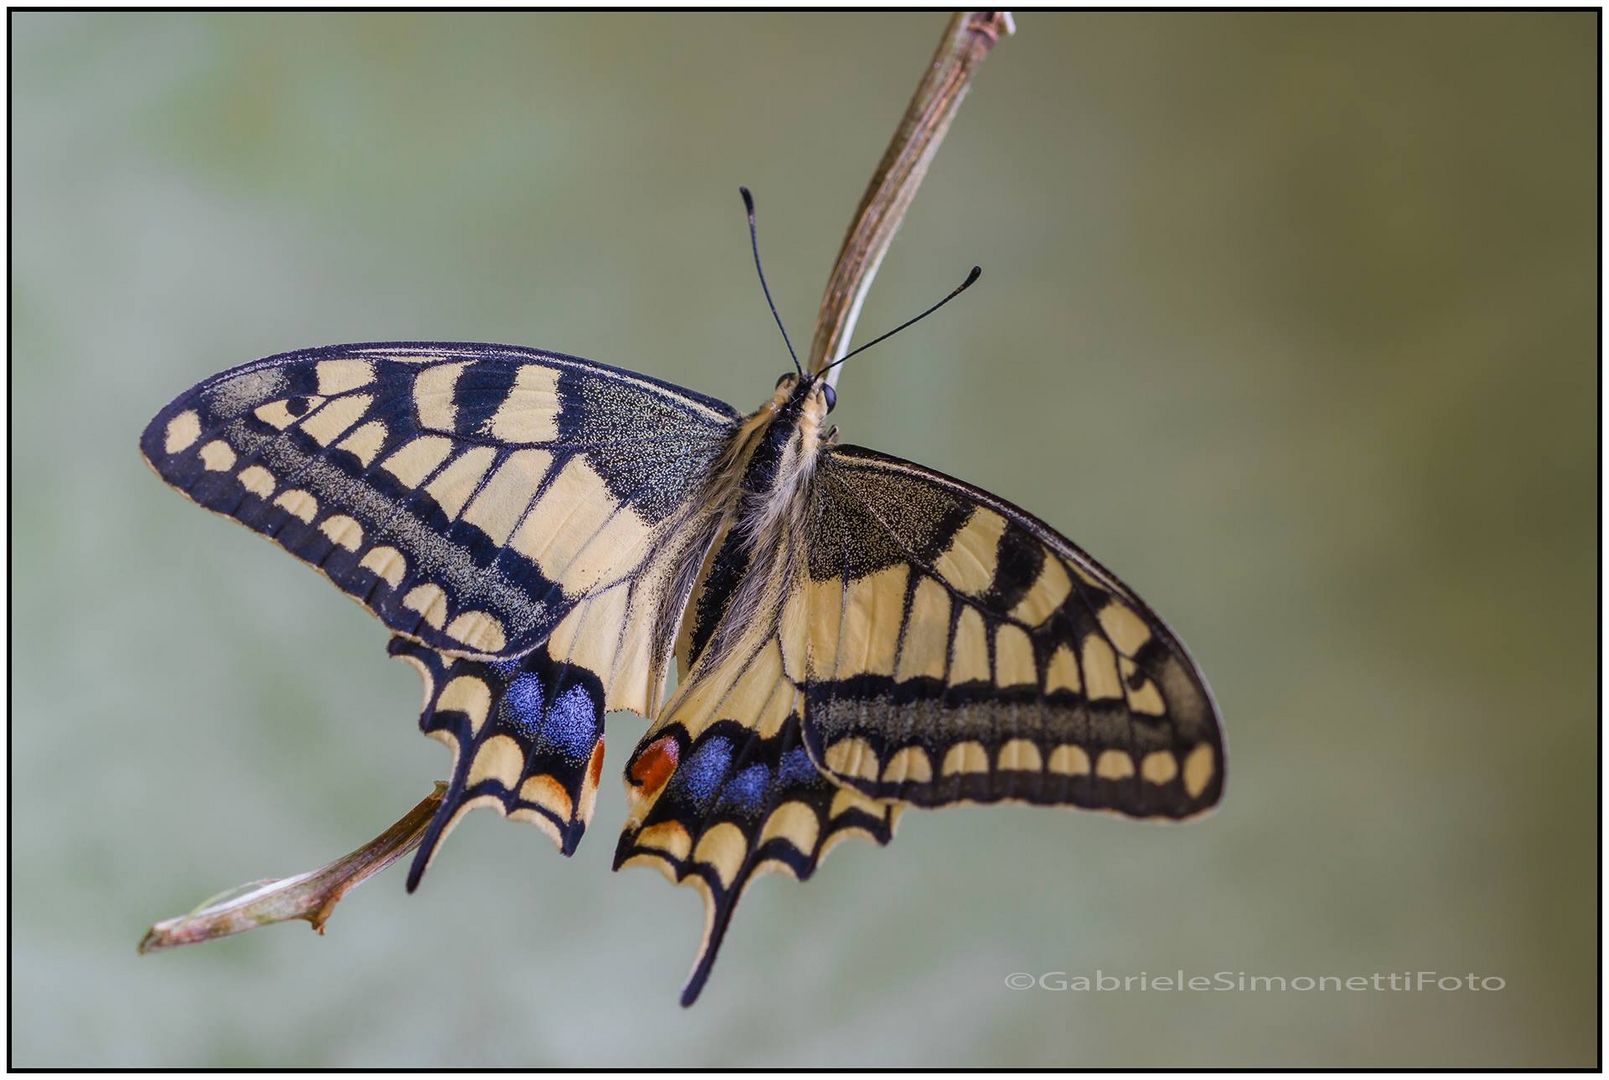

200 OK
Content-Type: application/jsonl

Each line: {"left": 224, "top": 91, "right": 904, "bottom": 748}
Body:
{"left": 674, "top": 374, "right": 833, "bottom": 674}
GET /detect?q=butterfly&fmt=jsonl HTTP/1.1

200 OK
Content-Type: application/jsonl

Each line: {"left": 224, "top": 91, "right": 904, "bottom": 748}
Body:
{"left": 139, "top": 191, "right": 1224, "bottom": 1006}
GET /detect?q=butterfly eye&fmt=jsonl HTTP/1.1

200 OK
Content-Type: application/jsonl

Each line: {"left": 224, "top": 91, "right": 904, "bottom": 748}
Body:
{"left": 821, "top": 383, "right": 837, "bottom": 413}
{"left": 775, "top": 373, "right": 794, "bottom": 390}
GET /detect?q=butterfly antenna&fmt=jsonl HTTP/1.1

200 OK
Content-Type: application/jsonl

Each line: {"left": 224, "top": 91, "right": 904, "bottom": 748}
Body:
{"left": 740, "top": 187, "right": 802, "bottom": 376}
{"left": 822, "top": 265, "right": 982, "bottom": 374}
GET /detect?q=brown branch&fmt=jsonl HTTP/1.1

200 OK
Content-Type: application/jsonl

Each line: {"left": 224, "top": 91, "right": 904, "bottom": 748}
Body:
{"left": 138, "top": 783, "right": 445, "bottom": 954}
{"left": 808, "top": 10, "right": 1015, "bottom": 384}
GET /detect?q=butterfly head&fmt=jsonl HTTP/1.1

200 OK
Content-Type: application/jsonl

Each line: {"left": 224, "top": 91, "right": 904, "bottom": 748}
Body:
{"left": 772, "top": 372, "right": 836, "bottom": 416}
{"left": 752, "top": 373, "right": 838, "bottom": 461}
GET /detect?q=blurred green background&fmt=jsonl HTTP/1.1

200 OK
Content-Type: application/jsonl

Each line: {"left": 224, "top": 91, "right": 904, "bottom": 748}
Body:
{"left": 12, "top": 11, "right": 1596, "bottom": 1067}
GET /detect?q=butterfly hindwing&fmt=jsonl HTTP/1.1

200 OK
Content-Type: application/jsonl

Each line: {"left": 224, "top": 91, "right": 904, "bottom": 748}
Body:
{"left": 798, "top": 445, "right": 1225, "bottom": 819}
{"left": 614, "top": 709, "right": 897, "bottom": 1007}
{"left": 616, "top": 613, "right": 898, "bottom": 1005}
{"left": 140, "top": 342, "right": 739, "bottom": 661}
{"left": 390, "top": 637, "right": 606, "bottom": 886}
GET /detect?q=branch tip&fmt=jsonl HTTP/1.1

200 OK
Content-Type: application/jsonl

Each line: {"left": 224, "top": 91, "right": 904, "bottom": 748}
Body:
{"left": 138, "top": 783, "right": 446, "bottom": 955}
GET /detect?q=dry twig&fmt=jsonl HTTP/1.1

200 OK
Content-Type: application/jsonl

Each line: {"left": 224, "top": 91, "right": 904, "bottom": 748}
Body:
{"left": 808, "top": 10, "right": 1015, "bottom": 384}
{"left": 138, "top": 785, "right": 445, "bottom": 953}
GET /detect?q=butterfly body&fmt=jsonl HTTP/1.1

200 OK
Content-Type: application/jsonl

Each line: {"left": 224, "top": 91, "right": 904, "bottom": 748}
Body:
{"left": 142, "top": 340, "right": 1223, "bottom": 1005}
{"left": 673, "top": 375, "right": 831, "bottom": 668}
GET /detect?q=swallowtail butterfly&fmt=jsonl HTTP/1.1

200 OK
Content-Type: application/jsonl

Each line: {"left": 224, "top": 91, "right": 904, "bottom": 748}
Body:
{"left": 140, "top": 194, "right": 1224, "bottom": 1005}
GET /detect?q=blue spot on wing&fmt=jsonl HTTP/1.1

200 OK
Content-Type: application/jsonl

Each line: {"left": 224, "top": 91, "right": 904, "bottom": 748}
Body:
{"left": 502, "top": 673, "right": 547, "bottom": 737}
{"left": 716, "top": 763, "right": 771, "bottom": 817}
{"left": 778, "top": 746, "right": 819, "bottom": 788}
{"left": 674, "top": 736, "right": 733, "bottom": 810}
{"left": 500, "top": 673, "right": 600, "bottom": 764}
{"left": 540, "top": 683, "right": 602, "bottom": 762}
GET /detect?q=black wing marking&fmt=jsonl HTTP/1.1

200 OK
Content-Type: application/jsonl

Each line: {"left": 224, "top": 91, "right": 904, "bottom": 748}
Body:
{"left": 140, "top": 341, "right": 739, "bottom": 661}
{"left": 799, "top": 445, "right": 1226, "bottom": 820}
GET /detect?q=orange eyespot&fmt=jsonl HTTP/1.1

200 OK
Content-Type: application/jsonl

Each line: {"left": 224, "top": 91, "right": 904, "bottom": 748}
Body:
{"left": 628, "top": 736, "right": 679, "bottom": 797}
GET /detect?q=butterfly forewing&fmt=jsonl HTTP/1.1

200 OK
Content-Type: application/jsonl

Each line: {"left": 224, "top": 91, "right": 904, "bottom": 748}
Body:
{"left": 798, "top": 445, "right": 1225, "bottom": 819}
{"left": 140, "top": 342, "right": 738, "bottom": 661}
